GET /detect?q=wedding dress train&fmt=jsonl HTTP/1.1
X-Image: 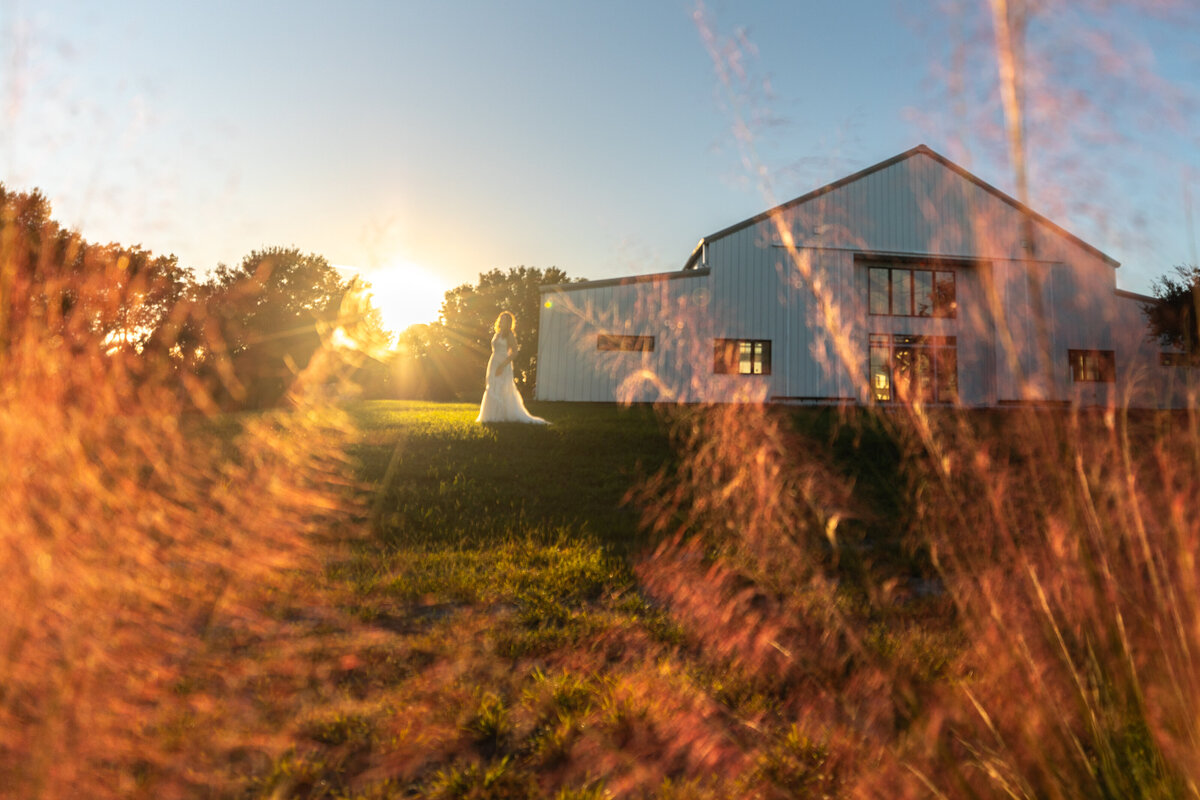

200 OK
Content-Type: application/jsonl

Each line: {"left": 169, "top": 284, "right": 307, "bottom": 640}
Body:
{"left": 476, "top": 334, "right": 548, "bottom": 424}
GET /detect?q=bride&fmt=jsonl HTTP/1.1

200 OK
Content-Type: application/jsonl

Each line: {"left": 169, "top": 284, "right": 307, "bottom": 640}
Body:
{"left": 476, "top": 311, "right": 548, "bottom": 424}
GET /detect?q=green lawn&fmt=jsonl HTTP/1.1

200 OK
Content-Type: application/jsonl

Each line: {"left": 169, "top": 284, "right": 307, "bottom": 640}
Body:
{"left": 352, "top": 400, "right": 671, "bottom": 553}
{"left": 339, "top": 400, "right": 677, "bottom": 645}
{"left": 241, "top": 400, "right": 878, "bottom": 798}
{"left": 234, "top": 401, "right": 1196, "bottom": 800}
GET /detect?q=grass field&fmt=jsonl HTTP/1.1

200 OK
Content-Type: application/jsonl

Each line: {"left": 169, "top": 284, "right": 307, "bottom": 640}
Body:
{"left": 203, "top": 399, "right": 1195, "bottom": 799}
{"left": 291, "top": 399, "right": 1197, "bottom": 800}
{"left": 252, "top": 400, "right": 715, "bottom": 798}
{"left": 353, "top": 400, "right": 671, "bottom": 553}
{"left": 7, "top": 393, "right": 1199, "bottom": 798}
{"left": 238, "top": 400, "right": 949, "bottom": 799}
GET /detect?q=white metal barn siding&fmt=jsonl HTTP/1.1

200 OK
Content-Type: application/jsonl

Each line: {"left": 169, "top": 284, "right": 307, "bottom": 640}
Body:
{"left": 538, "top": 145, "right": 1173, "bottom": 407}
{"left": 695, "top": 146, "right": 1125, "bottom": 405}
{"left": 536, "top": 271, "right": 712, "bottom": 403}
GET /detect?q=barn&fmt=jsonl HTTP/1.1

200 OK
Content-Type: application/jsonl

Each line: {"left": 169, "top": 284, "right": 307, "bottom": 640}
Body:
{"left": 535, "top": 145, "right": 1194, "bottom": 408}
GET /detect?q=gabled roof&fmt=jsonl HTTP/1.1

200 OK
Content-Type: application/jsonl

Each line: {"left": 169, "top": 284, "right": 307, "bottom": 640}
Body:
{"left": 683, "top": 144, "right": 1119, "bottom": 270}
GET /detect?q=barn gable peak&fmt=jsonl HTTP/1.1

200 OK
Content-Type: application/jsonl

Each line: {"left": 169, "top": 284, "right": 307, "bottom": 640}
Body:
{"left": 683, "top": 145, "right": 1117, "bottom": 270}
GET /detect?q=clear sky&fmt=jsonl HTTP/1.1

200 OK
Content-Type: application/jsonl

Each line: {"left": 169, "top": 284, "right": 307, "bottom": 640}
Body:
{"left": 3, "top": 0, "right": 1198, "bottom": 331}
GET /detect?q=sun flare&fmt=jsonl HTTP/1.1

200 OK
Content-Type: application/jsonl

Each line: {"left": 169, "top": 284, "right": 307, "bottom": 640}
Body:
{"left": 347, "top": 260, "right": 449, "bottom": 341}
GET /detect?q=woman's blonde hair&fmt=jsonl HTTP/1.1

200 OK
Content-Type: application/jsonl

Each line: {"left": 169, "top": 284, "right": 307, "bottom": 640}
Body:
{"left": 494, "top": 311, "right": 516, "bottom": 336}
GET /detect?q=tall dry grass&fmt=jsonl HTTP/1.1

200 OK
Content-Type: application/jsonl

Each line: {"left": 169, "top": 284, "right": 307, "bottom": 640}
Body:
{"left": 0, "top": 203, "right": 362, "bottom": 797}
{"left": 895, "top": 404, "right": 1200, "bottom": 798}
{"left": 631, "top": 388, "right": 1200, "bottom": 798}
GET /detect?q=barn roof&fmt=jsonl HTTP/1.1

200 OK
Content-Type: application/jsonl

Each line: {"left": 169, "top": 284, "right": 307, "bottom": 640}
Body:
{"left": 683, "top": 144, "right": 1119, "bottom": 270}
{"left": 540, "top": 267, "right": 709, "bottom": 294}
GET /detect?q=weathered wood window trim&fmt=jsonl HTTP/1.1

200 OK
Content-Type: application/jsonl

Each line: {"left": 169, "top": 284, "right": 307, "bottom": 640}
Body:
{"left": 1069, "top": 349, "right": 1115, "bottom": 382}
{"left": 714, "top": 339, "right": 771, "bottom": 376}
{"left": 597, "top": 334, "right": 655, "bottom": 352}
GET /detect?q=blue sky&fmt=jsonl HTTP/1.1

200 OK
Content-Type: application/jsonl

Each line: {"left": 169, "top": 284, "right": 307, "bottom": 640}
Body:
{"left": 3, "top": 1, "right": 1197, "bottom": 329}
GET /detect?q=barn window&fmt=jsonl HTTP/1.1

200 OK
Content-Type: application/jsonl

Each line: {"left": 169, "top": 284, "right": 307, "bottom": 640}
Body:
{"left": 869, "top": 334, "right": 957, "bottom": 403}
{"left": 1160, "top": 352, "right": 1199, "bottom": 367}
{"left": 1069, "top": 349, "right": 1115, "bottom": 382}
{"left": 868, "top": 265, "right": 956, "bottom": 318}
{"left": 714, "top": 339, "right": 771, "bottom": 375}
{"left": 597, "top": 334, "right": 655, "bottom": 352}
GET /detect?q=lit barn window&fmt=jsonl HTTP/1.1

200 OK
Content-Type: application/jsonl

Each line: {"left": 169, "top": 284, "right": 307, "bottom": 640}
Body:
{"left": 867, "top": 264, "right": 956, "bottom": 318}
{"left": 714, "top": 339, "right": 771, "bottom": 375}
{"left": 597, "top": 334, "right": 655, "bottom": 352}
{"left": 869, "top": 333, "right": 957, "bottom": 403}
{"left": 1069, "top": 349, "right": 1115, "bottom": 382}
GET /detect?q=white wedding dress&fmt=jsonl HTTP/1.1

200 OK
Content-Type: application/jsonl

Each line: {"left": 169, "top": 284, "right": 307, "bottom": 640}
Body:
{"left": 476, "top": 333, "right": 548, "bottom": 424}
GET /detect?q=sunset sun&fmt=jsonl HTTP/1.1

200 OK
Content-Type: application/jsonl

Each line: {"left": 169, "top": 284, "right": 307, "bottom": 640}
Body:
{"left": 353, "top": 260, "right": 450, "bottom": 340}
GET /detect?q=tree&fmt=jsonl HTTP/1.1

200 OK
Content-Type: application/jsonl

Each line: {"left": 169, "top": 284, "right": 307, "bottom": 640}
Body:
{"left": 0, "top": 182, "right": 190, "bottom": 354}
{"left": 202, "top": 247, "right": 352, "bottom": 407}
{"left": 1144, "top": 265, "right": 1200, "bottom": 356}
{"left": 433, "top": 266, "right": 571, "bottom": 398}
{"left": 98, "top": 245, "right": 192, "bottom": 353}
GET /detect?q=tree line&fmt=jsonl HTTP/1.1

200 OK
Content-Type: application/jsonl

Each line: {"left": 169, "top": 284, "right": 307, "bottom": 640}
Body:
{"left": 0, "top": 182, "right": 570, "bottom": 409}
